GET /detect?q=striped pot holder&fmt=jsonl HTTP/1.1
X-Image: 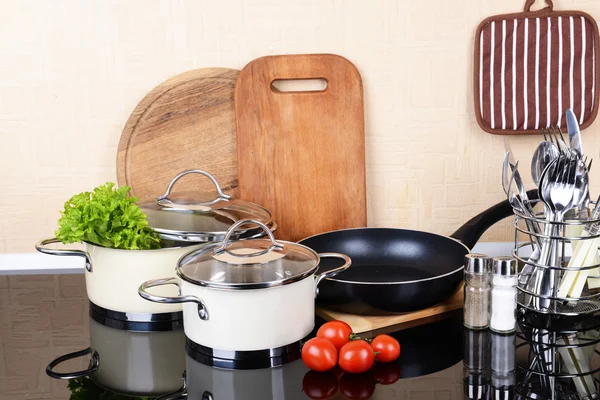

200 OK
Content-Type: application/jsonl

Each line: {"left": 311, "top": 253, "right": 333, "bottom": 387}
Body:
{"left": 474, "top": 0, "right": 600, "bottom": 135}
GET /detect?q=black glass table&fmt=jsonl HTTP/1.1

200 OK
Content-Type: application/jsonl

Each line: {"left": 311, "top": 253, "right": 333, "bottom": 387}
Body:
{"left": 0, "top": 274, "right": 598, "bottom": 399}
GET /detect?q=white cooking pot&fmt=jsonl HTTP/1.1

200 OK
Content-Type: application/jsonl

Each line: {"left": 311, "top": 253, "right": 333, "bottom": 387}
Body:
{"left": 46, "top": 317, "right": 186, "bottom": 397}
{"left": 36, "top": 239, "right": 203, "bottom": 315}
{"left": 139, "top": 220, "right": 351, "bottom": 354}
{"left": 35, "top": 170, "right": 275, "bottom": 321}
{"left": 160, "top": 354, "right": 309, "bottom": 400}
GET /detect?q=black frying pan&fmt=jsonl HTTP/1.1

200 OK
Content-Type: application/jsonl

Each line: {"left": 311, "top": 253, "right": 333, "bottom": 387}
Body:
{"left": 299, "top": 190, "right": 537, "bottom": 315}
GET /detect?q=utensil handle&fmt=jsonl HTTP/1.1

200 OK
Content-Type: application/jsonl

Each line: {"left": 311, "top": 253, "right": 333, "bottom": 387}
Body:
{"left": 214, "top": 219, "right": 284, "bottom": 257}
{"left": 46, "top": 347, "right": 99, "bottom": 380}
{"left": 532, "top": 212, "right": 561, "bottom": 311}
{"left": 35, "top": 238, "right": 92, "bottom": 273}
{"left": 138, "top": 277, "right": 209, "bottom": 321}
{"left": 524, "top": 0, "right": 553, "bottom": 12}
{"left": 314, "top": 253, "right": 352, "bottom": 296}
{"left": 157, "top": 169, "right": 231, "bottom": 207}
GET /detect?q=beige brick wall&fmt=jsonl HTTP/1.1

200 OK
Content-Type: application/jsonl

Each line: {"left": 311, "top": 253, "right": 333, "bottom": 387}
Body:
{"left": 1, "top": 0, "right": 600, "bottom": 253}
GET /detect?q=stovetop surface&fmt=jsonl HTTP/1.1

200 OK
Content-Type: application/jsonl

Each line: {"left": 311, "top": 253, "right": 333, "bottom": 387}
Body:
{"left": 0, "top": 274, "right": 598, "bottom": 399}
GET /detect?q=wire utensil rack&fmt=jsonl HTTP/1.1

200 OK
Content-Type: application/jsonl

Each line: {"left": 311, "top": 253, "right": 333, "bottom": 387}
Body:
{"left": 515, "top": 311, "right": 600, "bottom": 399}
{"left": 513, "top": 203, "right": 600, "bottom": 317}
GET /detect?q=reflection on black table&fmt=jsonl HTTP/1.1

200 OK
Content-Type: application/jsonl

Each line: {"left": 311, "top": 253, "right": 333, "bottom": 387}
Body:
{"left": 52, "top": 314, "right": 464, "bottom": 399}
{"left": 463, "top": 311, "right": 600, "bottom": 400}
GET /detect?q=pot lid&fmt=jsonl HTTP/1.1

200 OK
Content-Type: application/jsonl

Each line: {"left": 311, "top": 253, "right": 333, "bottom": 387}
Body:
{"left": 141, "top": 170, "right": 273, "bottom": 242}
{"left": 176, "top": 220, "right": 320, "bottom": 289}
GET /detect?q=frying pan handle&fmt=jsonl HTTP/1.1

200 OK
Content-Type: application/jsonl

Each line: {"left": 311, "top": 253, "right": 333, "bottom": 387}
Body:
{"left": 450, "top": 189, "right": 539, "bottom": 249}
{"left": 46, "top": 347, "right": 99, "bottom": 379}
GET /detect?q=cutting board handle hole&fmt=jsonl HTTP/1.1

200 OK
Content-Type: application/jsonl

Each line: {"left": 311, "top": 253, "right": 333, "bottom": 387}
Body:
{"left": 271, "top": 79, "right": 327, "bottom": 93}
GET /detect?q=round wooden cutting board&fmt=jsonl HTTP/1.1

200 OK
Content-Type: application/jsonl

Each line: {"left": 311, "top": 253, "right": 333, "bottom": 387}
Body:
{"left": 117, "top": 68, "right": 239, "bottom": 202}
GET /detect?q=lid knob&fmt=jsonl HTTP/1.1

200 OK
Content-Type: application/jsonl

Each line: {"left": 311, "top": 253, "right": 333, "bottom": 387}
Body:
{"left": 214, "top": 219, "right": 284, "bottom": 258}
{"left": 465, "top": 253, "right": 490, "bottom": 275}
{"left": 157, "top": 169, "right": 231, "bottom": 208}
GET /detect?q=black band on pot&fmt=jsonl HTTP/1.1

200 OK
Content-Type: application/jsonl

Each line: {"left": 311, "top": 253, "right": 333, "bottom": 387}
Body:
{"left": 89, "top": 301, "right": 184, "bottom": 332}
{"left": 185, "top": 338, "right": 301, "bottom": 370}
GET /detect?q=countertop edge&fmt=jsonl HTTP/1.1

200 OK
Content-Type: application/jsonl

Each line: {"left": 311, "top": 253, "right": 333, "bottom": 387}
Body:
{"left": 0, "top": 242, "right": 517, "bottom": 275}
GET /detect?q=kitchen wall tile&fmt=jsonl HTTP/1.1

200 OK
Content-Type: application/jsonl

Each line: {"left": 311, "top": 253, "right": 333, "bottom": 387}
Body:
{"left": 50, "top": 301, "right": 87, "bottom": 331}
{"left": 1, "top": 0, "right": 600, "bottom": 253}
{"left": 7, "top": 305, "right": 52, "bottom": 335}
{"left": 8, "top": 275, "right": 56, "bottom": 289}
{"left": 0, "top": 276, "right": 88, "bottom": 399}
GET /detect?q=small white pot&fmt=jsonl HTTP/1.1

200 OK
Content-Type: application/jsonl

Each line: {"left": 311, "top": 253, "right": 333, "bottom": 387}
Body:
{"left": 139, "top": 220, "right": 351, "bottom": 353}
{"left": 36, "top": 238, "right": 203, "bottom": 314}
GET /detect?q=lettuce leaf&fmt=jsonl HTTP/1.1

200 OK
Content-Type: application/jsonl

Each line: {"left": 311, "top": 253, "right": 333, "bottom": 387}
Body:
{"left": 68, "top": 377, "right": 150, "bottom": 399}
{"left": 55, "top": 183, "right": 160, "bottom": 250}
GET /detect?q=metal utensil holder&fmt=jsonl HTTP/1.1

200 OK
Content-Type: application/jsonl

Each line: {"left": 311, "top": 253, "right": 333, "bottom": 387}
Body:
{"left": 515, "top": 312, "right": 600, "bottom": 399}
{"left": 513, "top": 201, "right": 600, "bottom": 317}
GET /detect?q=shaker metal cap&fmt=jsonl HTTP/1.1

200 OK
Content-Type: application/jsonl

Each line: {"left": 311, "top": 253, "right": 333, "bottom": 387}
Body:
{"left": 465, "top": 253, "right": 490, "bottom": 274}
{"left": 492, "top": 256, "right": 517, "bottom": 276}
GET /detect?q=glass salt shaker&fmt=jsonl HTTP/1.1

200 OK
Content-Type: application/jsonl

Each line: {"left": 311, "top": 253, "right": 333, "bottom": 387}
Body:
{"left": 491, "top": 332, "right": 515, "bottom": 399}
{"left": 490, "top": 257, "right": 517, "bottom": 333}
{"left": 464, "top": 254, "right": 491, "bottom": 330}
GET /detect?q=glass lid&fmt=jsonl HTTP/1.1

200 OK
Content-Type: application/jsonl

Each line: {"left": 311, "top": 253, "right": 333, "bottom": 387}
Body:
{"left": 140, "top": 170, "right": 273, "bottom": 242}
{"left": 176, "top": 220, "right": 320, "bottom": 289}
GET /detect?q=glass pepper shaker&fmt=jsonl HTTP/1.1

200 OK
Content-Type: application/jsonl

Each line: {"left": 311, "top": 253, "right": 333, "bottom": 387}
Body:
{"left": 490, "top": 256, "right": 517, "bottom": 333}
{"left": 464, "top": 254, "right": 491, "bottom": 330}
{"left": 464, "top": 328, "right": 490, "bottom": 400}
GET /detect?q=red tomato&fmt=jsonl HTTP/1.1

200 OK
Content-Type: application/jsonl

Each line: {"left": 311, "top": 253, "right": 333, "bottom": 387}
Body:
{"left": 302, "top": 337, "right": 338, "bottom": 372}
{"left": 317, "top": 321, "right": 353, "bottom": 351}
{"left": 302, "top": 370, "right": 338, "bottom": 399}
{"left": 370, "top": 334, "right": 401, "bottom": 363}
{"left": 339, "top": 371, "right": 376, "bottom": 400}
{"left": 339, "top": 340, "right": 375, "bottom": 374}
{"left": 372, "top": 362, "right": 401, "bottom": 385}
{"left": 336, "top": 320, "right": 352, "bottom": 332}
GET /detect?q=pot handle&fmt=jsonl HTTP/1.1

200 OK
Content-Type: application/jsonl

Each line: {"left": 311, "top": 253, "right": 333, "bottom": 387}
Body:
{"left": 46, "top": 347, "right": 99, "bottom": 380}
{"left": 157, "top": 169, "right": 231, "bottom": 207}
{"left": 156, "top": 372, "right": 188, "bottom": 400}
{"left": 35, "top": 238, "right": 92, "bottom": 273}
{"left": 450, "top": 189, "right": 539, "bottom": 249}
{"left": 138, "top": 277, "right": 209, "bottom": 321}
{"left": 314, "top": 253, "right": 352, "bottom": 296}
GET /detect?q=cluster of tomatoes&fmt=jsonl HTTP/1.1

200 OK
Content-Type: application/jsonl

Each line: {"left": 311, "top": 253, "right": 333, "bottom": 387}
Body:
{"left": 301, "top": 320, "right": 401, "bottom": 399}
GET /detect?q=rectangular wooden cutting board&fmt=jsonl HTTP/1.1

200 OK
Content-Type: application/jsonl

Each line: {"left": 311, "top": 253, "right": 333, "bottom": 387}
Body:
{"left": 235, "top": 54, "right": 367, "bottom": 242}
{"left": 316, "top": 286, "right": 464, "bottom": 334}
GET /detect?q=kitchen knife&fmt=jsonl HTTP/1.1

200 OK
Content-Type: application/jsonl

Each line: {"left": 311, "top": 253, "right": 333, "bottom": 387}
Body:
{"left": 503, "top": 139, "right": 531, "bottom": 205}
{"left": 566, "top": 109, "right": 583, "bottom": 156}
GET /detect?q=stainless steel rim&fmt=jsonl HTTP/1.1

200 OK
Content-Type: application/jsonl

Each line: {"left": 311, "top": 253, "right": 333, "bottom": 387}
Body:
{"left": 176, "top": 260, "right": 320, "bottom": 290}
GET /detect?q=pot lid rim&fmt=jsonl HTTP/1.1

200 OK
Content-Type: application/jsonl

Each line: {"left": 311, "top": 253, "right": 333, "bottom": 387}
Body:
{"left": 176, "top": 240, "right": 321, "bottom": 289}
{"left": 141, "top": 198, "right": 273, "bottom": 242}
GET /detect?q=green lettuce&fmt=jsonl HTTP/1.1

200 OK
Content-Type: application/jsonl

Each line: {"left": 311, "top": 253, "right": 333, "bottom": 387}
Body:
{"left": 67, "top": 377, "right": 150, "bottom": 399}
{"left": 55, "top": 183, "right": 160, "bottom": 250}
